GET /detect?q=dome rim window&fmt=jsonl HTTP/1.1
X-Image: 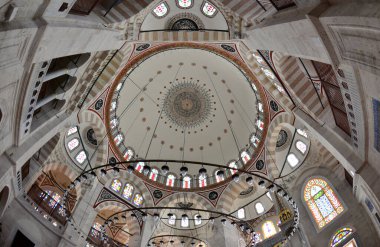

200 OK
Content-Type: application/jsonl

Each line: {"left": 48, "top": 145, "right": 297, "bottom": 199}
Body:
{"left": 201, "top": 1, "right": 218, "bottom": 18}
{"left": 176, "top": 0, "right": 194, "bottom": 9}
{"left": 255, "top": 202, "right": 265, "bottom": 214}
{"left": 152, "top": 2, "right": 169, "bottom": 18}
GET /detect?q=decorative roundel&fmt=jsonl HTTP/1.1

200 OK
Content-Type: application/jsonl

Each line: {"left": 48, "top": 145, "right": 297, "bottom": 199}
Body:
{"left": 86, "top": 128, "right": 98, "bottom": 146}
{"left": 256, "top": 160, "right": 264, "bottom": 170}
{"left": 109, "top": 157, "right": 117, "bottom": 164}
{"left": 276, "top": 129, "right": 288, "bottom": 148}
{"left": 153, "top": 190, "right": 163, "bottom": 199}
{"left": 136, "top": 43, "right": 150, "bottom": 51}
{"left": 95, "top": 99, "right": 103, "bottom": 110}
{"left": 209, "top": 191, "right": 218, "bottom": 200}
{"left": 270, "top": 100, "right": 278, "bottom": 112}
{"left": 221, "top": 44, "right": 236, "bottom": 53}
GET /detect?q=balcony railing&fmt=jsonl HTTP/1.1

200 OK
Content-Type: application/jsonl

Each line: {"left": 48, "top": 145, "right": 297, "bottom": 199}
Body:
{"left": 27, "top": 184, "right": 69, "bottom": 225}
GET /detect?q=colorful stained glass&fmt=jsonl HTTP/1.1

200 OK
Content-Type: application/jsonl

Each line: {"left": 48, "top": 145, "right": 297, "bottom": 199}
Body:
{"left": 166, "top": 174, "right": 176, "bottom": 187}
{"left": 304, "top": 178, "right": 344, "bottom": 229}
{"left": 135, "top": 162, "right": 145, "bottom": 173}
{"left": 228, "top": 161, "right": 238, "bottom": 175}
{"left": 250, "top": 135, "right": 260, "bottom": 147}
{"left": 123, "top": 149, "right": 134, "bottom": 161}
{"left": 111, "top": 179, "right": 122, "bottom": 192}
{"left": 122, "top": 183, "right": 133, "bottom": 200}
{"left": 202, "top": 2, "right": 217, "bottom": 16}
{"left": 199, "top": 173, "right": 207, "bottom": 187}
{"left": 43, "top": 191, "right": 61, "bottom": 208}
{"left": 67, "top": 138, "right": 79, "bottom": 151}
{"left": 330, "top": 228, "right": 353, "bottom": 247}
{"left": 149, "top": 168, "right": 159, "bottom": 181}
{"left": 133, "top": 194, "right": 143, "bottom": 206}
{"left": 240, "top": 151, "right": 250, "bottom": 164}
{"left": 90, "top": 222, "right": 102, "bottom": 238}
{"left": 75, "top": 151, "right": 87, "bottom": 164}
{"left": 256, "top": 120, "right": 264, "bottom": 131}
{"left": 153, "top": 2, "right": 168, "bottom": 17}
{"left": 178, "top": 0, "right": 192, "bottom": 8}
{"left": 182, "top": 176, "right": 191, "bottom": 189}
{"left": 110, "top": 118, "right": 118, "bottom": 129}
{"left": 114, "top": 134, "right": 123, "bottom": 146}
{"left": 67, "top": 127, "right": 78, "bottom": 136}
{"left": 296, "top": 141, "right": 307, "bottom": 154}
{"left": 262, "top": 221, "right": 277, "bottom": 239}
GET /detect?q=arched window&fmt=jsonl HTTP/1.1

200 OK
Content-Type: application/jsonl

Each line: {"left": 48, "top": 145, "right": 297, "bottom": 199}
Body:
{"left": 215, "top": 170, "right": 224, "bottom": 183}
{"left": 296, "top": 141, "right": 307, "bottom": 154}
{"left": 110, "top": 118, "right": 118, "bottom": 129}
{"left": 255, "top": 202, "right": 264, "bottom": 214}
{"left": 114, "top": 134, "right": 123, "bottom": 146}
{"left": 250, "top": 134, "right": 260, "bottom": 147}
{"left": 133, "top": 194, "right": 143, "bottom": 207}
{"left": 110, "top": 101, "right": 117, "bottom": 111}
{"left": 67, "top": 127, "right": 78, "bottom": 136}
{"left": 330, "top": 227, "right": 354, "bottom": 247}
{"left": 153, "top": 2, "right": 168, "bottom": 17}
{"left": 194, "top": 214, "right": 202, "bottom": 225}
{"left": 287, "top": 153, "right": 299, "bottom": 167}
{"left": 202, "top": 1, "right": 217, "bottom": 17}
{"left": 181, "top": 215, "right": 189, "bottom": 227}
{"left": 237, "top": 208, "right": 245, "bottom": 219}
{"left": 199, "top": 173, "right": 207, "bottom": 187}
{"left": 228, "top": 161, "right": 238, "bottom": 175}
{"left": 67, "top": 138, "right": 79, "bottom": 151}
{"left": 122, "top": 183, "right": 134, "bottom": 200}
{"left": 262, "top": 221, "right": 277, "bottom": 239}
{"left": 42, "top": 191, "right": 61, "bottom": 208}
{"left": 135, "top": 162, "right": 145, "bottom": 173}
{"left": 182, "top": 176, "right": 191, "bottom": 189}
{"left": 177, "top": 0, "right": 192, "bottom": 8}
{"left": 75, "top": 151, "right": 87, "bottom": 164}
{"left": 256, "top": 119, "right": 264, "bottom": 131}
{"left": 90, "top": 222, "right": 102, "bottom": 238}
{"left": 266, "top": 192, "right": 272, "bottom": 201}
{"left": 168, "top": 214, "right": 176, "bottom": 225}
{"left": 111, "top": 179, "right": 122, "bottom": 193}
{"left": 149, "top": 168, "right": 159, "bottom": 181}
{"left": 240, "top": 151, "right": 250, "bottom": 164}
{"left": 297, "top": 129, "right": 308, "bottom": 138}
{"left": 123, "top": 148, "right": 134, "bottom": 161}
{"left": 166, "top": 174, "right": 176, "bottom": 187}
{"left": 304, "top": 178, "right": 344, "bottom": 229}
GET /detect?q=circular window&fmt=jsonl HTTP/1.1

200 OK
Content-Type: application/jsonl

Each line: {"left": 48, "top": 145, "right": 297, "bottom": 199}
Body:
{"left": 270, "top": 100, "right": 278, "bottom": 112}
{"left": 171, "top": 19, "right": 198, "bottom": 30}
{"left": 256, "top": 160, "right": 264, "bottom": 170}
{"left": 209, "top": 191, "right": 218, "bottom": 200}
{"left": 276, "top": 130, "right": 288, "bottom": 147}
{"left": 86, "top": 128, "right": 98, "bottom": 146}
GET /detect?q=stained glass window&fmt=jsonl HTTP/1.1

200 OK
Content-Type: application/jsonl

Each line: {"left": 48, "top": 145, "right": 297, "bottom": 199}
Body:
{"left": 67, "top": 127, "right": 78, "bottom": 136}
{"left": 228, "top": 161, "right": 238, "bottom": 175}
{"left": 250, "top": 135, "right": 260, "bottom": 147}
{"left": 256, "top": 120, "right": 264, "bottom": 131}
{"left": 181, "top": 215, "right": 189, "bottom": 227}
{"left": 111, "top": 101, "right": 117, "bottom": 111}
{"left": 110, "top": 118, "right": 118, "bottom": 129}
{"left": 135, "top": 162, "right": 145, "bottom": 173}
{"left": 124, "top": 149, "right": 134, "bottom": 161}
{"left": 111, "top": 179, "right": 122, "bottom": 192}
{"left": 42, "top": 191, "right": 61, "bottom": 208}
{"left": 296, "top": 141, "right": 307, "bottom": 154}
{"left": 297, "top": 129, "right": 308, "bottom": 138}
{"left": 114, "top": 134, "right": 123, "bottom": 146}
{"left": 262, "top": 221, "right": 277, "bottom": 239}
{"left": 199, "top": 173, "right": 207, "bottom": 187}
{"left": 255, "top": 202, "right": 264, "bottom": 214}
{"left": 168, "top": 214, "right": 176, "bottom": 225}
{"left": 153, "top": 2, "right": 168, "bottom": 17}
{"left": 330, "top": 227, "right": 353, "bottom": 247}
{"left": 67, "top": 138, "right": 79, "bottom": 151}
{"left": 237, "top": 208, "right": 245, "bottom": 219}
{"left": 75, "top": 151, "right": 87, "bottom": 164}
{"left": 304, "top": 178, "right": 344, "bottom": 229}
{"left": 178, "top": 0, "right": 192, "bottom": 8}
{"left": 133, "top": 194, "right": 143, "bottom": 207}
{"left": 240, "top": 151, "right": 250, "bottom": 164}
{"left": 166, "top": 174, "right": 176, "bottom": 187}
{"left": 182, "top": 176, "right": 191, "bottom": 189}
{"left": 215, "top": 170, "right": 224, "bottom": 182}
{"left": 287, "top": 153, "right": 299, "bottom": 167}
{"left": 90, "top": 222, "right": 102, "bottom": 238}
{"left": 194, "top": 214, "right": 202, "bottom": 225}
{"left": 122, "top": 183, "right": 134, "bottom": 200}
{"left": 149, "top": 168, "right": 159, "bottom": 181}
{"left": 202, "top": 2, "right": 217, "bottom": 17}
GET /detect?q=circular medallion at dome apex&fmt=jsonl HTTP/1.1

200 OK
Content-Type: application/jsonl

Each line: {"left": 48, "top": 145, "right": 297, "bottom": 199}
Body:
{"left": 163, "top": 82, "right": 212, "bottom": 128}
{"left": 104, "top": 43, "right": 270, "bottom": 191}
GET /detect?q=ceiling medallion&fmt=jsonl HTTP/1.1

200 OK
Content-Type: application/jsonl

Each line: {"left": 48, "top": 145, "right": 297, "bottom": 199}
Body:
{"left": 162, "top": 82, "right": 212, "bottom": 129}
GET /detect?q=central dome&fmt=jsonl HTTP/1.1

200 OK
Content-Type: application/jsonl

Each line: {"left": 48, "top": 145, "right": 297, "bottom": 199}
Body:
{"left": 163, "top": 82, "right": 212, "bottom": 128}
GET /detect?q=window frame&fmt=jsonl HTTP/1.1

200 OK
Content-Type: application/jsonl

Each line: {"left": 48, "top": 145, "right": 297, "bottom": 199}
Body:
{"left": 152, "top": 2, "right": 169, "bottom": 18}
{"left": 201, "top": 1, "right": 218, "bottom": 18}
